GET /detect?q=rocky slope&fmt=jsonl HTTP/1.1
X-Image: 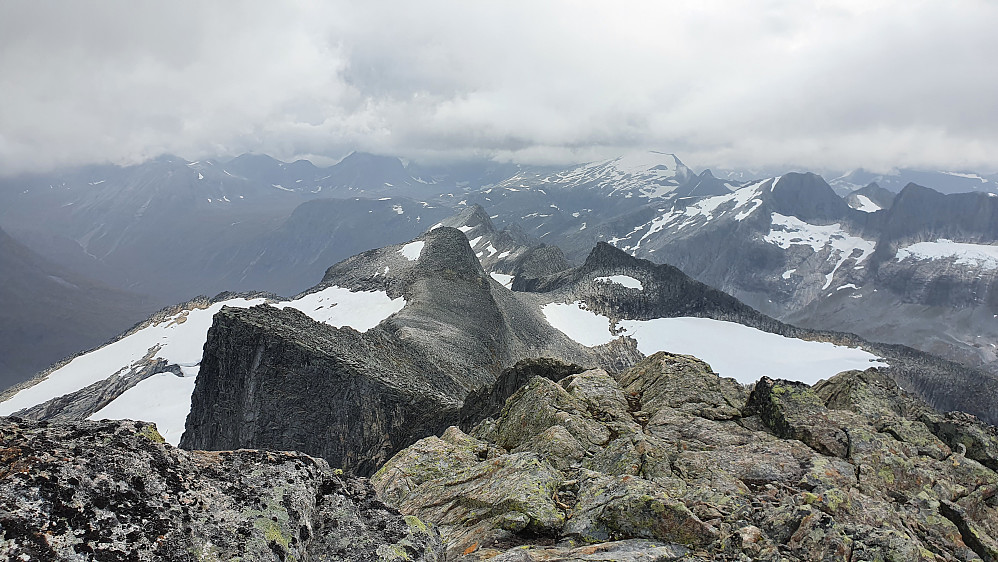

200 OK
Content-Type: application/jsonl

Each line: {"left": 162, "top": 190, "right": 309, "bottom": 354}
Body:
{"left": 0, "top": 417, "right": 442, "bottom": 561}
{"left": 373, "top": 352, "right": 998, "bottom": 561}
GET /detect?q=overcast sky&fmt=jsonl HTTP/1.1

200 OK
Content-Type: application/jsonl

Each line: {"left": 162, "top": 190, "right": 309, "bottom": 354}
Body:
{"left": 2, "top": 1, "right": 997, "bottom": 175}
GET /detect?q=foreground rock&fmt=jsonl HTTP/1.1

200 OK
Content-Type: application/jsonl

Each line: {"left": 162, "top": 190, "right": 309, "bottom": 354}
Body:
{"left": 373, "top": 352, "right": 998, "bottom": 561}
{"left": 0, "top": 417, "right": 442, "bottom": 561}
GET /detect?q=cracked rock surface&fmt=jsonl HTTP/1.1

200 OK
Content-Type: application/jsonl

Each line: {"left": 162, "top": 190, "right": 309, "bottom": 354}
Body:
{"left": 0, "top": 417, "right": 442, "bottom": 561}
{"left": 373, "top": 352, "right": 998, "bottom": 561}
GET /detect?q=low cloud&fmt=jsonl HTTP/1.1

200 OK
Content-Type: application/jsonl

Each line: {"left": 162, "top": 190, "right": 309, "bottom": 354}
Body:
{"left": 2, "top": 0, "right": 997, "bottom": 175}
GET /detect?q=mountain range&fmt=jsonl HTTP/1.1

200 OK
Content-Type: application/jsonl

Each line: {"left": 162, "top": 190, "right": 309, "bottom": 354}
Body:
{"left": 3, "top": 223, "right": 998, "bottom": 559}
{"left": 3, "top": 149, "right": 998, "bottom": 395}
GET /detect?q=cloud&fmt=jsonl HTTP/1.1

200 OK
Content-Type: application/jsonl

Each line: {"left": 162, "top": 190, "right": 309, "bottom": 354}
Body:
{"left": 1, "top": 0, "right": 997, "bottom": 175}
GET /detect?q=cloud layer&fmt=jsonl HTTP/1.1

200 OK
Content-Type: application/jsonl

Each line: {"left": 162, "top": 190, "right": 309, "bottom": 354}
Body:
{"left": 2, "top": 0, "right": 997, "bottom": 174}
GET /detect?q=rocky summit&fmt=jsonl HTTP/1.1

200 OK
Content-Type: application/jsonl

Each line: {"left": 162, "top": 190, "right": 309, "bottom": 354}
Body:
{"left": 372, "top": 353, "right": 998, "bottom": 561}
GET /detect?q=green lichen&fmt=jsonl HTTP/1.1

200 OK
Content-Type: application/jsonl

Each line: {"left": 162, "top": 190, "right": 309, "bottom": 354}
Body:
{"left": 877, "top": 466, "right": 896, "bottom": 484}
{"left": 403, "top": 515, "right": 430, "bottom": 533}
{"left": 138, "top": 424, "right": 166, "bottom": 444}
{"left": 254, "top": 517, "right": 291, "bottom": 550}
{"left": 376, "top": 543, "right": 413, "bottom": 561}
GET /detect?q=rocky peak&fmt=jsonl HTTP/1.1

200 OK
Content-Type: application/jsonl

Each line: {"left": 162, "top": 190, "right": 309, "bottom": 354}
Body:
{"left": 882, "top": 182, "right": 998, "bottom": 245}
{"left": 436, "top": 204, "right": 496, "bottom": 235}
{"left": 767, "top": 172, "right": 853, "bottom": 223}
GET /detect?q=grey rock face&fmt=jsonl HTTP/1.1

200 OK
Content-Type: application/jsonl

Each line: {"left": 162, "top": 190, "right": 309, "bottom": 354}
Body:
{"left": 374, "top": 353, "right": 998, "bottom": 561}
{"left": 180, "top": 304, "right": 466, "bottom": 476}
{"left": 0, "top": 417, "right": 442, "bottom": 561}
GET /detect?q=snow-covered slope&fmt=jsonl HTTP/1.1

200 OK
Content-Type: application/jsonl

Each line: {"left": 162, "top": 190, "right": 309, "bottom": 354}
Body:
{"left": 0, "top": 288, "right": 405, "bottom": 445}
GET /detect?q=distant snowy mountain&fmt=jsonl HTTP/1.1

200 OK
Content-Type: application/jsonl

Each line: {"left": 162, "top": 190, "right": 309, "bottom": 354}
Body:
{"left": 561, "top": 173, "right": 998, "bottom": 377}
{"left": 830, "top": 168, "right": 998, "bottom": 196}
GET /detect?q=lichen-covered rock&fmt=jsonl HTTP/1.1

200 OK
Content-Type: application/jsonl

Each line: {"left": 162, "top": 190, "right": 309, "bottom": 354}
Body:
{"left": 376, "top": 355, "right": 998, "bottom": 561}
{"left": 0, "top": 417, "right": 442, "bottom": 561}
{"left": 372, "top": 426, "right": 564, "bottom": 557}
{"left": 564, "top": 471, "right": 718, "bottom": 546}
{"left": 746, "top": 376, "right": 850, "bottom": 458}
{"left": 620, "top": 352, "right": 746, "bottom": 420}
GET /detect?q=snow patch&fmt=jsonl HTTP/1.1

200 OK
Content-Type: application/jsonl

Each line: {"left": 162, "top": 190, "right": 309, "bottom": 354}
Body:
{"left": 490, "top": 272, "right": 514, "bottom": 288}
{"left": 275, "top": 286, "right": 405, "bottom": 332}
{"left": 400, "top": 241, "right": 425, "bottom": 261}
{"left": 594, "top": 275, "right": 643, "bottom": 291}
{"left": 896, "top": 239, "right": 998, "bottom": 268}
{"left": 763, "top": 213, "right": 875, "bottom": 290}
{"left": 89, "top": 373, "right": 197, "bottom": 445}
{"left": 851, "top": 195, "right": 881, "bottom": 213}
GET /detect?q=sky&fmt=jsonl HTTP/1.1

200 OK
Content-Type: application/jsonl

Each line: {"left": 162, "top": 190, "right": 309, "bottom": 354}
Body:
{"left": 2, "top": 0, "right": 997, "bottom": 176}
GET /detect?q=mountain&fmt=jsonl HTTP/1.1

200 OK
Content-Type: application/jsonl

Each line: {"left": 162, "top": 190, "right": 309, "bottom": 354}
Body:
{"left": 8, "top": 148, "right": 998, "bottom": 396}
{"left": 830, "top": 167, "right": 998, "bottom": 195}
{"left": 845, "top": 182, "right": 895, "bottom": 212}
{"left": 0, "top": 226, "right": 155, "bottom": 390}
{"left": 536, "top": 172, "right": 998, "bottom": 378}
{"left": 0, "top": 152, "right": 525, "bottom": 303}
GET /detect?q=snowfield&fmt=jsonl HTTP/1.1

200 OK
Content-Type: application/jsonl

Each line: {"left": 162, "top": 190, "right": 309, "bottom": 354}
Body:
{"left": 542, "top": 302, "right": 886, "bottom": 385}
{"left": 895, "top": 239, "right": 998, "bottom": 269}
{"left": 764, "top": 213, "right": 876, "bottom": 290}
{"left": 0, "top": 287, "right": 406, "bottom": 445}
{"left": 594, "top": 275, "right": 643, "bottom": 291}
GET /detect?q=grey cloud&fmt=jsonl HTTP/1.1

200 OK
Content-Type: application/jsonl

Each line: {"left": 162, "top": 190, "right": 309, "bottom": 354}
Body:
{"left": 1, "top": 0, "right": 997, "bottom": 176}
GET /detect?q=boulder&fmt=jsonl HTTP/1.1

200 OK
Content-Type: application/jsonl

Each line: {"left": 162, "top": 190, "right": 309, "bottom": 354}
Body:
{"left": 0, "top": 417, "right": 442, "bottom": 561}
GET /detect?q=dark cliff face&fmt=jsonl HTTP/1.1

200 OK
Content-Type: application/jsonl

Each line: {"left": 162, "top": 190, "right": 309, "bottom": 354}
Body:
{"left": 180, "top": 304, "right": 466, "bottom": 476}
{"left": 878, "top": 183, "right": 998, "bottom": 246}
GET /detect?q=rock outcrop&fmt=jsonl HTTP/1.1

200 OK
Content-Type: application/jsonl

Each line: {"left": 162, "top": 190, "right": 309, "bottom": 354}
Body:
{"left": 373, "top": 352, "right": 998, "bottom": 561}
{"left": 0, "top": 417, "right": 442, "bottom": 561}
